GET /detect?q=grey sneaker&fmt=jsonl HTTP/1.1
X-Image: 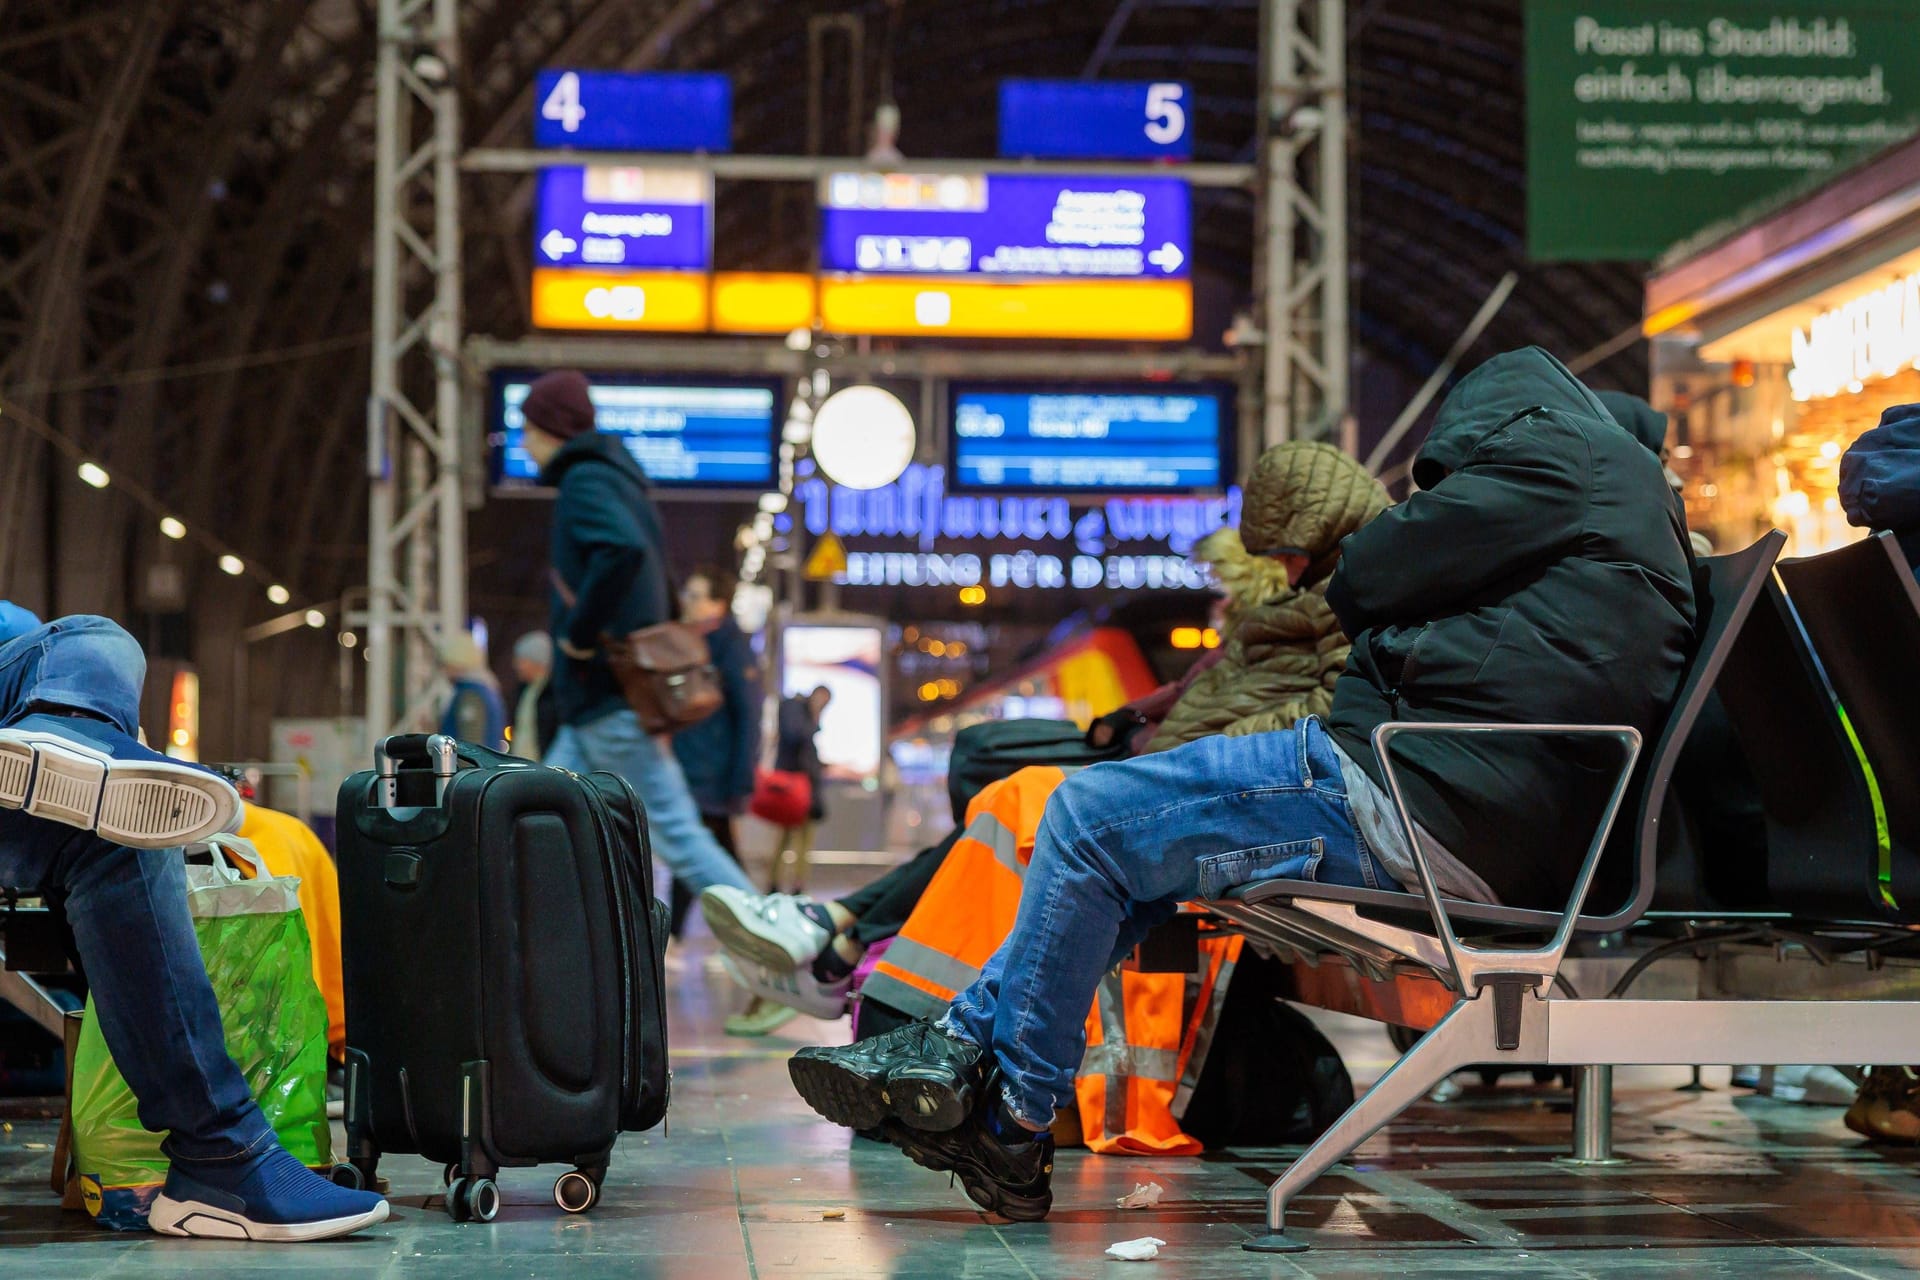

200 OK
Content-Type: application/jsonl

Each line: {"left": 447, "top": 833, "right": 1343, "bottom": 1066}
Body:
{"left": 0, "top": 713, "right": 239, "bottom": 849}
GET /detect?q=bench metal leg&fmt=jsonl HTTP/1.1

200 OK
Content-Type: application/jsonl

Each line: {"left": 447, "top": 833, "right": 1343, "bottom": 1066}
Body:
{"left": 0, "top": 944, "right": 66, "bottom": 1039}
{"left": 1561, "top": 1064, "right": 1628, "bottom": 1165}
{"left": 1244, "top": 994, "right": 1502, "bottom": 1253}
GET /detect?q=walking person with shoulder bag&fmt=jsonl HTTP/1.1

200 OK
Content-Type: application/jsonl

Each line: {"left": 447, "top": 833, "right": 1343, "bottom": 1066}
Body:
{"left": 517, "top": 372, "right": 802, "bottom": 947}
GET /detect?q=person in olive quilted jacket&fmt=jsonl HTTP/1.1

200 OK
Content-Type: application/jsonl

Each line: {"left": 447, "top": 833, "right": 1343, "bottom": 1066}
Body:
{"left": 1146, "top": 441, "right": 1389, "bottom": 751}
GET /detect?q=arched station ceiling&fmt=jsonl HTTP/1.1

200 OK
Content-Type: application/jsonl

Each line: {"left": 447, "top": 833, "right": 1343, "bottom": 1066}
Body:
{"left": 0, "top": 0, "right": 1648, "bottom": 606}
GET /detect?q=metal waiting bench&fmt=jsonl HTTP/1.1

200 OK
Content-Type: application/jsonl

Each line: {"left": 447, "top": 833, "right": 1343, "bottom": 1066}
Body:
{"left": 1202, "top": 531, "right": 1920, "bottom": 1253}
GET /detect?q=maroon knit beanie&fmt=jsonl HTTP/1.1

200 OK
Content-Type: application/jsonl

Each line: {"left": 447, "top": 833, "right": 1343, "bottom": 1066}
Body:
{"left": 521, "top": 370, "right": 596, "bottom": 441}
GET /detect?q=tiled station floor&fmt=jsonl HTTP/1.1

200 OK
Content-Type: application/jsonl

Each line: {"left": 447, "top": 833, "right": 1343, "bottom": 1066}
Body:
{"left": 3, "top": 864, "right": 1918, "bottom": 1278}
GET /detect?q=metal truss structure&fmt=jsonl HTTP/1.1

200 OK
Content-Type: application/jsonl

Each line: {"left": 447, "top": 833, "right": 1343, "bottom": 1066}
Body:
{"left": 364, "top": 0, "right": 465, "bottom": 739}
{"left": 1260, "top": 0, "right": 1347, "bottom": 445}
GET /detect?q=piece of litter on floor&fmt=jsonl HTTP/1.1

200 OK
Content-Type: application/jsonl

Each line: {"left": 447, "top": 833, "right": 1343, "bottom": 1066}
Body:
{"left": 24, "top": 1142, "right": 49, "bottom": 1151}
{"left": 791, "top": 1177, "right": 802, "bottom": 1182}
{"left": 1106, "top": 1236, "right": 1166, "bottom": 1261}
{"left": 822, "top": 1208, "right": 846, "bottom": 1220}
{"left": 1116, "top": 1181, "right": 1164, "bottom": 1209}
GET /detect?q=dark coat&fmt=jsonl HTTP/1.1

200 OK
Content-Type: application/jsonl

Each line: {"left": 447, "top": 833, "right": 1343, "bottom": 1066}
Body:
{"left": 1594, "top": 389, "right": 1669, "bottom": 455}
{"left": 672, "top": 618, "right": 762, "bottom": 816}
{"left": 1325, "top": 347, "right": 1696, "bottom": 908}
{"left": 540, "top": 433, "right": 671, "bottom": 727}
{"left": 774, "top": 696, "right": 826, "bottom": 821}
{"left": 1840, "top": 403, "right": 1920, "bottom": 570}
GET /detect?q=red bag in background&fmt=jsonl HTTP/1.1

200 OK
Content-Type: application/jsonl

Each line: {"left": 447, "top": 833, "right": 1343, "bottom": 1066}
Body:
{"left": 749, "top": 768, "right": 812, "bottom": 827}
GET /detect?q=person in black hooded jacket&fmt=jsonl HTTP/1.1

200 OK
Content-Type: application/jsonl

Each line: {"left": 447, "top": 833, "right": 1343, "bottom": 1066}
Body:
{"left": 778, "top": 347, "right": 1697, "bottom": 1222}
{"left": 1326, "top": 348, "right": 1697, "bottom": 907}
{"left": 520, "top": 371, "right": 764, "bottom": 912}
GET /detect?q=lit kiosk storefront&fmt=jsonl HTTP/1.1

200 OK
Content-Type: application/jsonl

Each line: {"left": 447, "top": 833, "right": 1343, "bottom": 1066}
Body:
{"left": 1643, "top": 132, "right": 1920, "bottom": 555}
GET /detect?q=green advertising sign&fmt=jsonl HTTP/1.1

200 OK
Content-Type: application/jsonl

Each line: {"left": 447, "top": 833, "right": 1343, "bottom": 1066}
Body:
{"left": 1526, "top": 2, "right": 1920, "bottom": 260}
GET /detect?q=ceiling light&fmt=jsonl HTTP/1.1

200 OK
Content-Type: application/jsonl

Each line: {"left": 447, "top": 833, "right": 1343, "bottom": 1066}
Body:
{"left": 77, "top": 462, "right": 109, "bottom": 489}
{"left": 159, "top": 517, "right": 186, "bottom": 540}
{"left": 219, "top": 555, "right": 244, "bottom": 576}
{"left": 304, "top": 610, "right": 326, "bottom": 628}
{"left": 267, "top": 584, "right": 290, "bottom": 604}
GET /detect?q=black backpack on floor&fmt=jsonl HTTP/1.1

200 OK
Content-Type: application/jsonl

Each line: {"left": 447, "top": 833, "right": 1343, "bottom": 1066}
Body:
{"left": 1175, "top": 950, "right": 1354, "bottom": 1146}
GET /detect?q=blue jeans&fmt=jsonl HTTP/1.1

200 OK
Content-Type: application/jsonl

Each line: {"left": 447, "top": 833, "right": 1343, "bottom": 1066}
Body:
{"left": 546, "top": 708, "right": 757, "bottom": 896}
{"left": 0, "top": 616, "right": 275, "bottom": 1165}
{"left": 941, "top": 717, "right": 1394, "bottom": 1127}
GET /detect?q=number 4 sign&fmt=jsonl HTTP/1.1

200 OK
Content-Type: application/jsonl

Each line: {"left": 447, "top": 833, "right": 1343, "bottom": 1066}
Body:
{"left": 531, "top": 70, "right": 733, "bottom": 153}
{"left": 541, "top": 71, "right": 585, "bottom": 134}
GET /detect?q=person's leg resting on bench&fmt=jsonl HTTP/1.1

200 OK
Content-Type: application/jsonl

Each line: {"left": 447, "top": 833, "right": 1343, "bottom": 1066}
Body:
{"left": 0, "top": 607, "right": 387, "bottom": 1240}
{"left": 706, "top": 831, "right": 959, "bottom": 1020}
{"left": 788, "top": 721, "right": 1394, "bottom": 1220}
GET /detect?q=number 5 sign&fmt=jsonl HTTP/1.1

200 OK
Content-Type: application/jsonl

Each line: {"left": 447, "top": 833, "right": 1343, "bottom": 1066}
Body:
{"left": 1143, "top": 83, "right": 1186, "bottom": 146}
{"left": 999, "top": 79, "right": 1195, "bottom": 160}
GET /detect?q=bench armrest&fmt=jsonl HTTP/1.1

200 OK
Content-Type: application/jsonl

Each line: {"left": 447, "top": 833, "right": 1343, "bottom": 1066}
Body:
{"left": 1372, "top": 721, "right": 1641, "bottom": 993}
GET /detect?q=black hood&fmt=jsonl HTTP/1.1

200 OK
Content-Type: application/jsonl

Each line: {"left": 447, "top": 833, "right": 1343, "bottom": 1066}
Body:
{"left": 540, "top": 430, "right": 650, "bottom": 489}
{"left": 1412, "top": 346, "right": 1611, "bottom": 490}
{"left": 1594, "top": 390, "right": 1669, "bottom": 456}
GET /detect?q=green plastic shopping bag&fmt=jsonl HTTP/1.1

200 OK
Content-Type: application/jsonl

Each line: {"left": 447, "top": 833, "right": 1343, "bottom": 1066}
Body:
{"left": 69, "top": 835, "right": 332, "bottom": 1230}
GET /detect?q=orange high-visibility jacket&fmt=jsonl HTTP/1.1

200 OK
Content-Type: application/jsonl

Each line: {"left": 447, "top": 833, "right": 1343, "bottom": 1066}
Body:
{"left": 861, "top": 765, "right": 1242, "bottom": 1155}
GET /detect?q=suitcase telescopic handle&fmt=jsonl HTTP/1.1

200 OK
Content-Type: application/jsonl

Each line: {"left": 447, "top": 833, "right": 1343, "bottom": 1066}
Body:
{"left": 374, "top": 733, "right": 460, "bottom": 807}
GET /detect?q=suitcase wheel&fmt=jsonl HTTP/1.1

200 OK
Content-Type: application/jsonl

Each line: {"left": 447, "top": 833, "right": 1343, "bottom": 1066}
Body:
{"left": 443, "top": 1162, "right": 460, "bottom": 1188}
{"left": 554, "top": 1169, "right": 599, "bottom": 1214}
{"left": 449, "top": 1176, "right": 500, "bottom": 1223}
{"left": 329, "top": 1162, "right": 367, "bottom": 1191}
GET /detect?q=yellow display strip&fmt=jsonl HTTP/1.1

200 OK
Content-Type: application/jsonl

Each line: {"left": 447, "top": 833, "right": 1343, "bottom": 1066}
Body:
{"left": 531, "top": 267, "right": 710, "bottom": 332}
{"left": 711, "top": 272, "right": 817, "bottom": 333}
{"left": 818, "top": 276, "right": 1193, "bottom": 341}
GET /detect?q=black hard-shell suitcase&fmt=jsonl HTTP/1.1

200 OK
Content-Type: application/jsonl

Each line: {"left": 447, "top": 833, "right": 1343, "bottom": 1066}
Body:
{"left": 332, "top": 734, "right": 669, "bottom": 1220}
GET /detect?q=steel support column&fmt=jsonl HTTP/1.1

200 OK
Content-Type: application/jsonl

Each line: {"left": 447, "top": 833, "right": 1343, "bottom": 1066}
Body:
{"left": 1259, "top": 0, "right": 1348, "bottom": 446}
{"left": 367, "top": 0, "right": 465, "bottom": 745}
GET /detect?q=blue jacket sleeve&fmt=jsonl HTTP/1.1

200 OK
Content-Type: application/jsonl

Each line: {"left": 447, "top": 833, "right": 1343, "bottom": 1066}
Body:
{"left": 1840, "top": 405, "right": 1920, "bottom": 535}
{"left": 560, "top": 464, "right": 648, "bottom": 652}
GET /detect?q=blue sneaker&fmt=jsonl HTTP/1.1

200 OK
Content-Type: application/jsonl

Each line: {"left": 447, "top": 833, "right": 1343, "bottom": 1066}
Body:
{"left": 0, "top": 712, "right": 238, "bottom": 849}
{"left": 148, "top": 1146, "right": 389, "bottom": 1241}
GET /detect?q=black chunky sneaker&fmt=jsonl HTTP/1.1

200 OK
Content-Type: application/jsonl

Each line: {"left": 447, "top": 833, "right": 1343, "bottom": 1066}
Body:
{"left": 788, "top": 1020, "right": 985, "bottom": 1132}
{"left": 880, "top": 1081, "right": 1054, "bottom": 1222}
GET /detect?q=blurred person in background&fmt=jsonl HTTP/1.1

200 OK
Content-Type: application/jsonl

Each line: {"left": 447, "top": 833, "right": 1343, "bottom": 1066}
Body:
{"left": 439, "top": 630, "right": 506, "bottom": 752}
{"left": 670, "top": 566, "right": 759, "bottom": 939}
{"left": 723, "top": 683, "right": 831, "bottom": 1036}
{"left": 1834, "top": 403, "right": 1920, "bottom": 1143}
{"left": 769, "top": 686, "right": 831, "bottom": 894}
{"left": 509, "top": 630, "right": 554, "bottom": 761}
{"left": 518, "top": 370, "right": 764, "bottom": 916}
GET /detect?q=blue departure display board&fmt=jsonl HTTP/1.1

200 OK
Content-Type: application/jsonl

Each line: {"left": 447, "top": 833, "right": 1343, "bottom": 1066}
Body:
{"left": 949, "top": 383, "right": 1229, "bottom": 492}
{"left": 533, "top": 70, "right": 732, "bottom": 152}
{"left": 533, "top": 166, "right": 711, "bottom": 271}
{"left": 820, "top": 173, "right": 1189, "bottom": 279}
{"left": 998, "top": 80, "right": 1194, "bottom": 160}
{"left": 491, "top": 372, "right": 781, "bottom": 488}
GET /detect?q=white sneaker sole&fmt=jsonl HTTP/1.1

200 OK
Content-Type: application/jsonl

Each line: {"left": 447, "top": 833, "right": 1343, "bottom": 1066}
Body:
{"left": 699, "top": 889, "right": 821, "bottom": 973}
{"left": 719, "top": 955, "right": 848, "bottom": 1020}
{"left": 147, "top": 1193, "right": 390, "bottom": 1241}
{"left": 0, "top": 731, "right": 238, "bottom": 849}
